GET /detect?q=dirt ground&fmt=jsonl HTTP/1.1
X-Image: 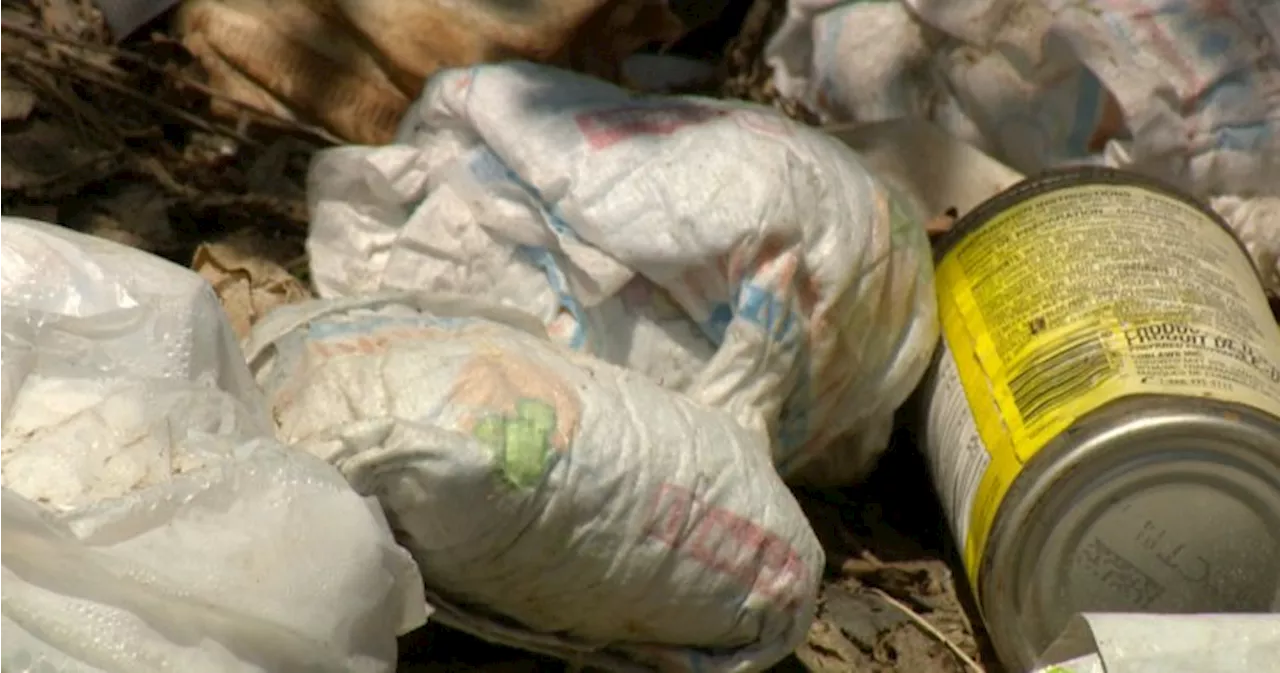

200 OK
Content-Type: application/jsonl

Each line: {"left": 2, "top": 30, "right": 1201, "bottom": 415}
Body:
{"left": 2, "top": 1, "right": 996, "bottom": 671}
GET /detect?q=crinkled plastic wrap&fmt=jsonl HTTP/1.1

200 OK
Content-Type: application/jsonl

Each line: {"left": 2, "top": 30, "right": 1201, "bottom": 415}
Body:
{"left": 306, "top": 62, "right": 939, "bottom": 485}
{"left": 769, "top": 0, "right": 1280, "bottom": 195}
{"left": 766, "top": 0, "right": 1280, "bottom": 285}
{"left": 0, "top": 217, "right": 426, "bottom": 673}
{"left": 245, "top": 293, "right": 824, "bottom": 672}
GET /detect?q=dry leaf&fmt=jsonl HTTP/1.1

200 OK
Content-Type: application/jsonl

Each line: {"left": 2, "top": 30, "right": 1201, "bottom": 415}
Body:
{"left": 177, "top": 0, "right": 409, "bottom": 145}
{"left": 36, "top": 0, "right": 109, "bottom": 42}
{"left": 176, "top": 0, "right": 689, "bottom": 144}
{"left": 2, "top": 79, "right": 39, "bottom": 121}
{"left": 192, "top": 231, "right": 311, "bottom": 339}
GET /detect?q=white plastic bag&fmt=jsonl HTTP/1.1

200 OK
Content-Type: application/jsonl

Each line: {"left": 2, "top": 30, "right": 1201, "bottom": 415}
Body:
{"left": 1211, "top": 196, "right": 1280, "bottom": 296}
{"left": 768, "top": 0, "right": 1280, "bottom": 197}
{"left": 306, "top": 61, "right": 939, "bottom": 484}
{"left": 244, "top": 292, "right": 825, "bottom": 672}
{"left": 1031, "top": 613, "right": 1280, "bottom": 673}
{"left": 0, "top": 217, "right": 427, "bottom": 673}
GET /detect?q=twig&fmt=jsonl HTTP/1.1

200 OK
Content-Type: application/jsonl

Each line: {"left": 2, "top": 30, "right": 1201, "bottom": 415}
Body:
{"left": 133, "top": 156, "right": 308, "bottom": 225}
{"left": 4, "top": 58, "right": 120, "bottom": 144}
{"left": 8, "top": 47, "right": 260, "bottom": 146}
{"left": 725, "top": 0, "right": 775, "bottom": 72}
{"left": 2, "top": 19, "right": 341, "bottom": 145}
{"left": 0, "top": 13, "right": 115, "bottom": 54}
{"left": 194, "top": 192, "right": 307, "bottom": 223}
{"left": 869, "top": 587, "right": 986, "bottom": 673}
{"left": 131, "top": 154, "right": 215, "bottom": 205}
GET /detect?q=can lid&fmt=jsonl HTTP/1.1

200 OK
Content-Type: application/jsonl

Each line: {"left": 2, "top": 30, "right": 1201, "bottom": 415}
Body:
{"left": 980, "top": 397, "right": 1280, "bottom": 670}
{"left": 930, "top": 167, "right": 1258, "bottom": 272}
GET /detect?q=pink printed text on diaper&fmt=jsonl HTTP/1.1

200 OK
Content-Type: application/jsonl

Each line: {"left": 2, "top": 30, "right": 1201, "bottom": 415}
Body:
{"left": 575, "top": 103, "right": 729, "bottom": 150}
{"left": 307, "top": 325, "right": 449, "bottom": 359}
{"left": 644, "top": 482, "right": 810, "bottom": 610}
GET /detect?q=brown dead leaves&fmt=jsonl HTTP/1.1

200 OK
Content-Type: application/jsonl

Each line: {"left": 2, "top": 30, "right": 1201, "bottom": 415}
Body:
{"left": 192, "top": 229, "right": 312, "bottom": 339}
{"left": 176, "top": 0, "right": 687, "bottom": 144}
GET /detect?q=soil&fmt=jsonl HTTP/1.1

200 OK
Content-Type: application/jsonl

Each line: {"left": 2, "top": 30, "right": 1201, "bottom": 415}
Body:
{"left": 2, "top": 1, "right": 997, "bottom": 672}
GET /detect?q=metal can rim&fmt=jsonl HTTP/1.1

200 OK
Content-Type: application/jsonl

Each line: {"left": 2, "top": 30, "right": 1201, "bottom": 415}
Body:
{"left": 930, "top": 167, "right": 1260, "bottom": 280}
{"left": 978, "top": 394, "right": 1280, "bottom": 670}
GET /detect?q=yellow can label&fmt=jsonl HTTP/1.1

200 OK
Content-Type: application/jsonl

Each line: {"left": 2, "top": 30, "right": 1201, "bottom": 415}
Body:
{"left": 935, "top": 183, "right": 1280, "bottom": 586}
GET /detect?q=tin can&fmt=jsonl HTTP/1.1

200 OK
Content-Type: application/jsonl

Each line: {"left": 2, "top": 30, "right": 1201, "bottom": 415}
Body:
{"left": 921, "top": 167, "right": 1280, "bottom": 671}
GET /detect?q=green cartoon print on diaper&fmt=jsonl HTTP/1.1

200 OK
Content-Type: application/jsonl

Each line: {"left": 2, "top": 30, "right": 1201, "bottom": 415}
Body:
{"left": 449, "top": 348, "right": 581, "bottom": 490}
{"left": 472, "top": 399, "right": 559, "bottom": 489}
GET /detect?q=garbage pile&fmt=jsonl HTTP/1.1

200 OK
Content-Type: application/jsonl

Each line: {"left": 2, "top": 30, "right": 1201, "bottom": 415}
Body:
{"left": 2, "top": 58, "right": 944, "bottom": 670}
{"left": 3, "top": 1, "right": 1280, "bottom": 673}
{"left": 305, "top": 62, "right": 938, "bottom": 486}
